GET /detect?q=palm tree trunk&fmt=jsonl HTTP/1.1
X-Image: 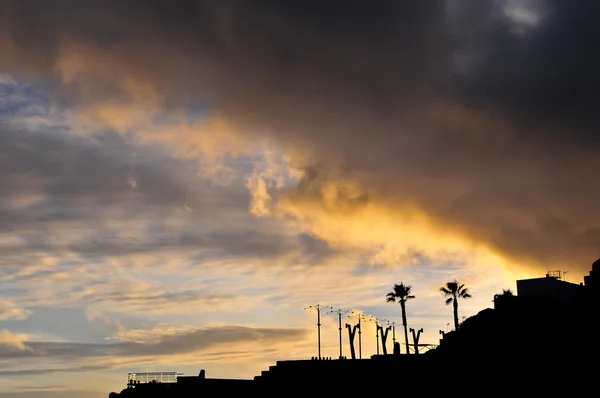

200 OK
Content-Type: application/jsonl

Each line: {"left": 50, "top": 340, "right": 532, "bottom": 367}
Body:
{"left": 400, "top": 300, "right": 410, "bottom": 354}
{"left": 453, "top": 294, "right": 459, "bottom": 331}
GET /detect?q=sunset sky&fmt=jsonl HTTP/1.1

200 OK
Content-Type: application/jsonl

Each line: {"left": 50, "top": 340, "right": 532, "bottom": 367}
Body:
{"left": 1, "top": 1, "right": 599, "bottom": 396}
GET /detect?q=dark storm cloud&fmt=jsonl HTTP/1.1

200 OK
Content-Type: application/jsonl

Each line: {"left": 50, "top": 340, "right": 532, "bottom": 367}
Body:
{"left": 447, "top": 1, "right": 600, "bottom": 142}
{"left": 3, "top": 0, "right": 599, "bottom": 132}
{"left": 1, "top": 0, "right": 599, "bottom": 272}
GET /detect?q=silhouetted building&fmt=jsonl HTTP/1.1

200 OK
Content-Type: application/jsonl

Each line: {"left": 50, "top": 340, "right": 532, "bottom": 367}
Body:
{"left": 584, "top": 258, "right": 600, "bottom": 294}
{"left": 516, "top": 270, "right": 584, "bottom": 304}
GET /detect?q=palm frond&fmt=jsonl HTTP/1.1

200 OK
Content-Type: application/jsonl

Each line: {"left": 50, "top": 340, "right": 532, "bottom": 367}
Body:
{"left": 441, "top": 280, "right": 472, "bottom": 300}
{"left": 387, "top": 282, "right": 415, "bottom": 302}
{"left": 445, "top": 297, "right": 453, "bottom": 305}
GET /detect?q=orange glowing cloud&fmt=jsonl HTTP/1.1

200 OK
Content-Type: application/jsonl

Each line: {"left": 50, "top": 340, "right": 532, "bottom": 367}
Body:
{"left": 1, "top": 0, "right": 598, "bottom": 280}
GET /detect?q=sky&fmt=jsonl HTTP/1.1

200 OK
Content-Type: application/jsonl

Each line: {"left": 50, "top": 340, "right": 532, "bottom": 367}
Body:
{"left": 1, "top": 0, "right": 599, "bottom": 396}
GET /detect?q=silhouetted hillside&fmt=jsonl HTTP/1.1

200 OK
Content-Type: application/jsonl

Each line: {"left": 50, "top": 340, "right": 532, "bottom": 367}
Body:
{"left": 110, "top": 262, "right": 600, "bottom": 397}
{"left": 433, "top": 295, "right": 599, "bottom": 368}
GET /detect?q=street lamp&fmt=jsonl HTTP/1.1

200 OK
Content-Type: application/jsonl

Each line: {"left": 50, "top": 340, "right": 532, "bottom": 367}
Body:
{"left": 382, "top": 319, "right": 398, "bottom": 345}
{"left": 348, "top": 311, "right": 369, "bottom": 359}
{"left": 304, "top": 305, "right": 330, "bottom": 359}
{"left": 329, "top": 308, "right": 349, "bottom": 359}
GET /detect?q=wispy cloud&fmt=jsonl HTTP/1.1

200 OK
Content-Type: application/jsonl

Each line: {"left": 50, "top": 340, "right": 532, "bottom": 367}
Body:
{"left": 1, "top": 2, "right": 598, "bottom": 395}
{"left": 0, "top": 301, "right": 31, "bottom": 321}
{"left": 0, "top": 325, "right": 307, "bottom": 361}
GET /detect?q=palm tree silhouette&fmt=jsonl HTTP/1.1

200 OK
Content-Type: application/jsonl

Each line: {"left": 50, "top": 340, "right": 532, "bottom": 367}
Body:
{"left": 440, "top": 280, "right": 472, "bottom": 331}
{"left": 386, "top": 283, "right": 415, "bottom": 354}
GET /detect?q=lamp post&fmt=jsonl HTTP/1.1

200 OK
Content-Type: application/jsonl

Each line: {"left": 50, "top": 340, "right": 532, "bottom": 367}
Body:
{"left": 330, "top": 308, "right": 349, "bottom": 359}
{"left": 382, "top": 319, "right": 399, "bottom": 355}
{"left": 304, "top": 305, "right": 329, "bottom": 359}
{"left": 383, "top": 319, "right": 397, "bottom": 345}
{"left": 348, "top": 311, "right": 368, "bottom": 359}
{"left": 374, "top": 317, "right": 380, "bottom": 355}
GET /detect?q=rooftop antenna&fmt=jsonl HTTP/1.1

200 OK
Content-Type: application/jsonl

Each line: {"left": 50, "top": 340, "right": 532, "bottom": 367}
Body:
{"left": 348, "top": 311, "right": 369, "bottom": 359}
{"left": 563, "top": 271, "right": 569, "bottom": 282}
{"left": 304, "top": 305, "right": 330, "bottom": 359}
{"left": 329, "top": 308, "right": 350, "bottom": 359}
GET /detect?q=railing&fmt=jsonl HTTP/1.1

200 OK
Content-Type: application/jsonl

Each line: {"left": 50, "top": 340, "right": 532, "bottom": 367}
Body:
{"left": 127, "top": 372, "right": 184, "bottom": 385}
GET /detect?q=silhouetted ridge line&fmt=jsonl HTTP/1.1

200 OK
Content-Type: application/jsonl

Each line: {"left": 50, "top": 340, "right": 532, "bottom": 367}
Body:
{"left": 109, "top": 259, "right": 600, "bottom": 397}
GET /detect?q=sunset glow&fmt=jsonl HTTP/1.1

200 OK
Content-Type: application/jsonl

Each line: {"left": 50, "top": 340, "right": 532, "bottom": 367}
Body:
{"left": 1, "top": 1, "right": 599, "bottom": 396}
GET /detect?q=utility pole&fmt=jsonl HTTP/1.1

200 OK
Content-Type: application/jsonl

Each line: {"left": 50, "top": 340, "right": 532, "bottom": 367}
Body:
{"left": 384, "top": 320, "right": 397, "bottom": 345}
{"left": 330, "top": 308, "right": 349, "bottom": 359}
{"left": 376, "top": 319, "right": 379, "bottom": 355}
{"left": 304, "top": 305, "right": 329, "bottom": 359}
{"left": 348, "top": 311, "right": 368, "bottom": 359}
